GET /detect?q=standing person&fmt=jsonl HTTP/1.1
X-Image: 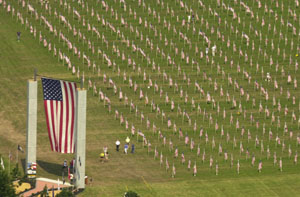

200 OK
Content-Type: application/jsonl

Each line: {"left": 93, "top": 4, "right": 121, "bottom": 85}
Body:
{"left": 124, "top": 144, "right": 129, "bottom": 154}
{"left": 17, "top": 32, "right": 21, "bottom": 42}
{"left": 103, "top": 146, "right": 108, "bottom": 158}
{"left": 115, "top": 140, "right": 120, "bottom": 151}
{"left": 105, "top": 151, "right": 109, "bottom": 161}
{"left": 63, "top": 159, "right": 67, "bottom": 169}
{"left": 99, "top": 153, "right": 105, "bottom": 163}
{"left": 126, "top": 136, "right": 130, "bottom": 144}
{"left": 70, "top": 158, "right": 75, "bottom": 170}
{"left": 103, "top": 146, "right": 108, "bottom": 154}
{"left": 131, "top": 144, "right": 135, "bottom": 154}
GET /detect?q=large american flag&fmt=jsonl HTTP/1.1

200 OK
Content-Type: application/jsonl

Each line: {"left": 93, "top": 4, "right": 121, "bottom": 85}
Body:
{"left": 41, "top": 78, "right": 77, "bottom": 153}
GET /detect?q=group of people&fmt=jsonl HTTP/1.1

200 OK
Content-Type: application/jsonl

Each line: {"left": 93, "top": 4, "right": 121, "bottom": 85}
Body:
{"left": 61, "top": 159, "right": 75, "bottom": 183}
{"left": 116, "top": 137, "right": 135, "bottom": 154}
{"left": 99, "top": 146, "right": 109, "bottom": 162}
{"left": 99, "top": 137, "right": 135, "bottom": 163}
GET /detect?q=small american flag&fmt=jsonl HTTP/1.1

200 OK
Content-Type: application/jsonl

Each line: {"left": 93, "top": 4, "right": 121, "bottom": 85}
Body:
{"left": 41, "top": 78, "right": 77, "bottom": 153}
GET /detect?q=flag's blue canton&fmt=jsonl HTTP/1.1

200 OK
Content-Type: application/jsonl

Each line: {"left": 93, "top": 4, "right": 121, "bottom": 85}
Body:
{"left": 42, "top": 78, "right": 63, "bottom": 101}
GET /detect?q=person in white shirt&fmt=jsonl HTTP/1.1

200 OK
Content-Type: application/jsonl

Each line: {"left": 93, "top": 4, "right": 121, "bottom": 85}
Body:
{"left": 63, "top": 159, "right": 67, "bottom": 170}
{"left": 115, "top": 140, "right": 120, "bottom": 151}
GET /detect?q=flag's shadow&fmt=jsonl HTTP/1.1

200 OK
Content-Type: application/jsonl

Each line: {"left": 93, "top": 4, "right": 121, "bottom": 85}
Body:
{"left": 21, "top": 159, "right": 26, "bottom": 173}
{"left": 37, "top": 160, "right": 64, "bottom": 177}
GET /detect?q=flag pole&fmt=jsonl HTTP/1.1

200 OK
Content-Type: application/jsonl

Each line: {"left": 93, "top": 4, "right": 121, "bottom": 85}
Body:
{"left": 16, "top": 149, "right": 18, "bottom": 164}
{"left": 80, "top": 77, "right": 83, "bottom": 89}
{"left": 36, "top": 75, "right": 80, "bottom": 83}
{"left": 8, "top": 151, "right": 10, "bottom": 174}
{"left": 34, "top": 68, "right": 37, "bottom": 81}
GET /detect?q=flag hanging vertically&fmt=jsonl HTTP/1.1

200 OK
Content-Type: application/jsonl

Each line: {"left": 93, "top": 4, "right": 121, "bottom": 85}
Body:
{"left": 18, "top": 144, "right": 24, "bottom": 153}
{"left": 41, "top": 78, "right": 77, "bottom": 153}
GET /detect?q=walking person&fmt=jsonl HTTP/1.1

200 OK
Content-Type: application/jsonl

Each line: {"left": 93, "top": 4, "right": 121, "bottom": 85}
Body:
{"left": 115, "top": 139, "right": 120, "bottom": 151}
{"left": 62, "top": 159, "right": 67, "bottom": 169}
{"left": 124, "top": 144, "right": 129, "bottom": 154}
{"left": 17, "top": 32, "right": 21, "bottom": 42}
{"left": 103, "top": 146, "right": 108, "bottom": 160}
{"left": 131, "top": 144, "right": 135, "bottom": 154}
{"left": 126, "top": 136, "right": 130, "bottom": 144}
{"left": 103, "top": 146, "right": 108, "bottom": 155}
{"left": 99, "top": 152, "right": 105, "bottom": 163}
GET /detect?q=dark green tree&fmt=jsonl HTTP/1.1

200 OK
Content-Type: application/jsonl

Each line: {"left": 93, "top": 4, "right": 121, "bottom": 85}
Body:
{"left": 0, "top": 167, "right": 17, "bottom": 197}
{"left": 10, "top": 163, "right": 21, "bottom": 180}
{"left": 40, "top": 185, "right": 49, "bottom": 197}
{"left": 124, "top": 191, "right": 139, "bottom": 197}
{"left": 55, "top": 188, "right": 74, "bottom": 197}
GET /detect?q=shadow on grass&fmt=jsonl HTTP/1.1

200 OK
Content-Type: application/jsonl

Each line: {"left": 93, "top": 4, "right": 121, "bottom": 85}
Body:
{"left": 37, "top": 160, "right": 65, "bottom": 177}
{"left": 21, "top": 159, "right": 26, "bottom": 174}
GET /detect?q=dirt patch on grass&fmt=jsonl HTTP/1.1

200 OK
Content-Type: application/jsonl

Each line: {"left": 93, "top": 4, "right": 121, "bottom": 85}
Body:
{"left": 0, "top": 111, "right": 26, "bottom": 150}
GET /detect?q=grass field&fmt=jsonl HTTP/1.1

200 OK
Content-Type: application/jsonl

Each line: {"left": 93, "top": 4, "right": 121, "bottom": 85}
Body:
{"left": 0, "top": 0, "right": 300, "bottom": 196}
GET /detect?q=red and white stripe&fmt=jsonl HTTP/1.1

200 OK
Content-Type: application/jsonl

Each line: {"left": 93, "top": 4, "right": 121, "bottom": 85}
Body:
{"left": 44, "top": 81, "right": 77, "bottom": 153}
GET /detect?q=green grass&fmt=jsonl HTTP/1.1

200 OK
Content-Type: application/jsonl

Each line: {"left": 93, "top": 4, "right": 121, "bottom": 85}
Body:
{"left": 0, "top": 0, "right": 300, "bottom": 196}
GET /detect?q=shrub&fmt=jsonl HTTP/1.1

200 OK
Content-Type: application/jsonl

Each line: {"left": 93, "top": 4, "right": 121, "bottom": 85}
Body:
{"left": 10, "top": 163, "right": 21, "bottom": 181}
{"left": 55, "top": 188, "right": 74, "bottom": 197}
{"left": 0, "top": 168, "right": 17, "bottom": 197}
{"left": 124, "top": 190, "right": 139, "bottom": 197}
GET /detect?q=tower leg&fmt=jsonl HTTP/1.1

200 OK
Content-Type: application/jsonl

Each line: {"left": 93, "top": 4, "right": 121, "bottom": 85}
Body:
{"left": 74, "top": 89, "right": 86, "bottom": 189}
{"left": 26, "top": 80, "right": 38, "bottom": 174}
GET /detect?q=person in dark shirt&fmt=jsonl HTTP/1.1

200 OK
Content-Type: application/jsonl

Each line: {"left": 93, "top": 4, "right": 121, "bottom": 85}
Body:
{"left": 124, "top": 144, "right": 129, "bottom": 154}
{"left": 17, "top": 32, "right": 21, "bottom": 42}
{"left": 62, "top": 159, "right": 67, "bottom": 169}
